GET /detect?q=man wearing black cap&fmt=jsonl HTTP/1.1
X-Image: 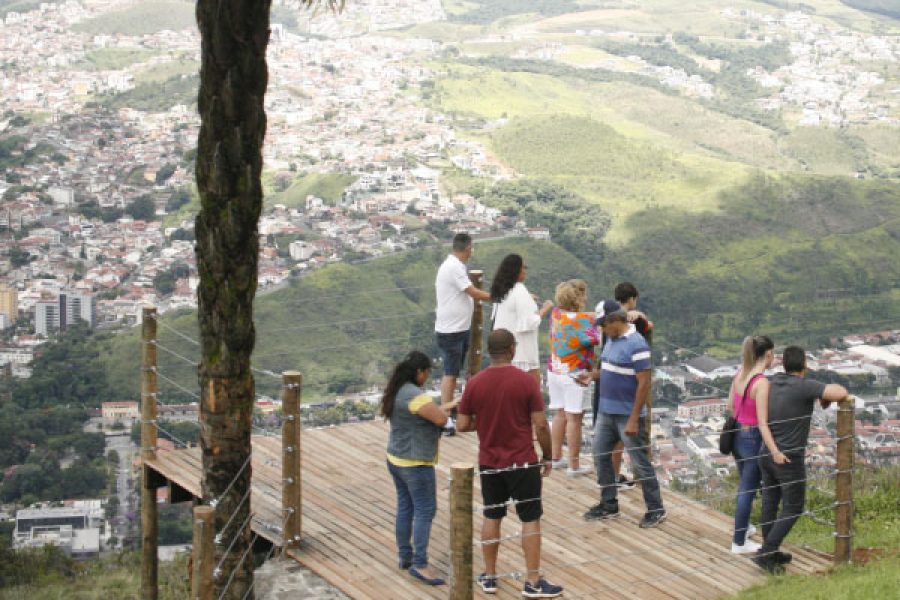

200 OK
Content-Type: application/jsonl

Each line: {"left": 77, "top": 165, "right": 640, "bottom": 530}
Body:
{"left": 457, "top": 329, "right": 563, "bottom": 598}
{"left": 580, "top": 306, "right": 666, "bottom": 528}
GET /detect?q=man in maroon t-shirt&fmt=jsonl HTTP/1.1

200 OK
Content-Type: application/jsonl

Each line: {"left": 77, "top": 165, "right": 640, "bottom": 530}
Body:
{"left": 457, "top": 329, "right": 562, "bottom": 598}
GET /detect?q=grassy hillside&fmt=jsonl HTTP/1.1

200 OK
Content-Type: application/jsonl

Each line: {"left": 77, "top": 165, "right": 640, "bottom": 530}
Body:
{"left": 497, "top": 116, "right": 748, "bottom": 243}
{"left": 72, "top": 2, "right": 196, "bottom": 36}
{"left": 840, "top": 0, "right": 900, "bottom": 20}
{"left": 436, "top": 0, "right": 898, "bottom": 34}
{"left": 100, "top": 166, "right": 900, "bottom": 396}
{"left": 266, "top": 172, "right": 357, "bottom": 208}
{"left": 434, "top": 61, "right": 780, "bottom": 163}
{"left": 598, "top": 173, "right": 900, "bottom": 352}
{"left": 98, "top": 238, "right": 590, "bottom": 402}
{"left": 0, "top": 551, "right": 190, "bottom": 600}
{"left": 132, "top": 57, "right": 200, "bottom": 85}
{"left": 102, "top": 74, "right": 198, "bottom": 111}
{"left": 492, "top": 115, "right": 676, "bottom": 180}
{"left": 77, "top": 48, "right": 156, "bottom": 71}
{"left": 446, "top": 0, "right": 582, "bottom": 25}
{"left": 488, "top": 113, "right": 739, "bottom": 238}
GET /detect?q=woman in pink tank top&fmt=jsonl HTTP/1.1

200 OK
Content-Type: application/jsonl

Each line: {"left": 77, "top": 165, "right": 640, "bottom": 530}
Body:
{"left": 728, "top": 335, "right": 774, "bottom": 554}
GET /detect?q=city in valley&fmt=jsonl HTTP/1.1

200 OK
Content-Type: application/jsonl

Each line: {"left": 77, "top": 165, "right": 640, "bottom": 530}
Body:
{"left": 0, "top": 0, "right": 898, "bottom": 589}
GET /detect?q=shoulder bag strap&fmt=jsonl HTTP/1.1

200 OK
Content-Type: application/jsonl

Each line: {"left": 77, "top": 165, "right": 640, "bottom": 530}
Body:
{"left": 738, "top": 373, "right": 764, "bottom": 422}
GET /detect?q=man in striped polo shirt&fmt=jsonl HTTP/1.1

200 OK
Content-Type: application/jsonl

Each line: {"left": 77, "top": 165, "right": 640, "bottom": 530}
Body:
{"left": 580, "top": 303, "right": 666, "bottom": 528}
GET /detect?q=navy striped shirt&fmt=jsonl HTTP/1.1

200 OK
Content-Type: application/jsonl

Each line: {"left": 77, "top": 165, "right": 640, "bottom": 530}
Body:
{"left": 597, "top": 330, "right": 651, "bottom": 416}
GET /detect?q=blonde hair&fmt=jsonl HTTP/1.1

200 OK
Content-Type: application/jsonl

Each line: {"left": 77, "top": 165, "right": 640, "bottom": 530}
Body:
{"left": 555, "top": 282, "right": 583, "bottom": 311}
{"left": 568, "top": 279, "right": 587, "bottom": 302}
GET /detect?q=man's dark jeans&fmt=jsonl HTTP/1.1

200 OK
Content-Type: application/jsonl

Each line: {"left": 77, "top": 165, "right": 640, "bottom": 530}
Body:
{"left": 593, "top": 413, "right": 663, "bottom": 512}
{"left": 758, "top": 453, "right": 806, "bottom": 555}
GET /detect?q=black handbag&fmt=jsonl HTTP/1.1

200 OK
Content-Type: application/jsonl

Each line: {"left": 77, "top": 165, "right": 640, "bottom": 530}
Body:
{"left": 718, "top": 375, "right": 760, "bottom": 455}
{"left": 718, "top": 416, "right": 738, "bottom": 455}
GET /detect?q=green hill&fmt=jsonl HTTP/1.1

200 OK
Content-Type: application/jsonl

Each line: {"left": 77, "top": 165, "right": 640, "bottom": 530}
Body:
{"left": 594, "top": 173, "right": 900, "bottom": 353}
{"left": 266, "top": 172, "right": 357, "bottom": 209}
{"left": 72, "top": 1, "right": 196, "bottom": 36}
{"left": 841, "top": 0, "right": 900, "bottom": 20}
{"left": 487, "top": 113, "right": 739, "bottom": 243}
{"left": 101, "top": 74, "right": 198, "bottom": 112}
{"left": 76, "top": 48, "right": 156, "bottom": 71}
{"left": 99, "top": 166, "right": 900, "bottom": 399}
{"left": 98, "top": 238, "right": 591, "bottom": 403}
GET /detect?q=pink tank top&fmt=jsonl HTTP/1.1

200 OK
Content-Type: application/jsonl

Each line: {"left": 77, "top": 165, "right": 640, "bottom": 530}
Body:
{"left": 732, "top": 374, "right": 764, "bottom": 426}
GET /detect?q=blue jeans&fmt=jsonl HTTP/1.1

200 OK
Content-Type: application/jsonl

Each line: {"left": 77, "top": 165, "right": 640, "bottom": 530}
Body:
{"left": 436, "top": 330, "right": 470, "bottom": 377}
{"left": 733, "top": 427, "right": 762, "bottom": 544}
{"left": 387, "top": 461, "right": 437, "bottom": 568}
{"left": 593, "top": 413, "right": 663, "bottom": 512}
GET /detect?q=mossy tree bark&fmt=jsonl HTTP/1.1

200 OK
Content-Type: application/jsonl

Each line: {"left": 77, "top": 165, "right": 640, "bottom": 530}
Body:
{"left": 195, "top": 2, "right": 272, "bottom": 598}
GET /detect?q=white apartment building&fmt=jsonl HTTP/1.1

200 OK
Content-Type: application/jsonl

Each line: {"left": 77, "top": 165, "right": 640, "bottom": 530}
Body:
{"left": 34, "top": 290, "right": 96, "bottom": 336}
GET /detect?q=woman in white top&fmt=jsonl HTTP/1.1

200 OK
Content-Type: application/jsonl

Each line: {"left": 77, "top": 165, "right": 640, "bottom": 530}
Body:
{"left": 489, "top": 253, "right": 553, "bottom": 383}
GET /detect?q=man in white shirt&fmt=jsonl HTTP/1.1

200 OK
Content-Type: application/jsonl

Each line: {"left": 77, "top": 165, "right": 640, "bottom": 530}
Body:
{"left": 435, "top": 233, "right": 491, "bottom": 427}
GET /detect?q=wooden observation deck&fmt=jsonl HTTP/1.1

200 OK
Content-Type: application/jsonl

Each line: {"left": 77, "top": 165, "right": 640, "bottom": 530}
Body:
{"left": 143, "top": 420, "right": 831, "bottom": 600}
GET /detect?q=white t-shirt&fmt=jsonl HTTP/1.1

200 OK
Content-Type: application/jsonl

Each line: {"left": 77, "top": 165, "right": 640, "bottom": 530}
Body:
{"left": 435, "top": 254, "right": 473, "bottom": 333}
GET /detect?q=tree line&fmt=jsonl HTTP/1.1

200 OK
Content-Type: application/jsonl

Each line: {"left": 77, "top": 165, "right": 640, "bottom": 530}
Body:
{"left": 0, "top": 324, "right": 118, "bottom": 503}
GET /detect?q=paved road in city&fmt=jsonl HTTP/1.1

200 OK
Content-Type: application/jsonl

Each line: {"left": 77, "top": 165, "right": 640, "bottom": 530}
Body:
{"left": 106, "top": 433, "right": 137, "bottom": 544}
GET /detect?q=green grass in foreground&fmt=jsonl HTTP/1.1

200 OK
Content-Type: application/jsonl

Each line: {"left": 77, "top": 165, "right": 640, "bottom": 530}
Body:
{"left": 0, "top": 552, "right": 190, "bottom": 600}
{"left": 732, "top": 556, "right": 900, "bottom": 600}
{"left": 703, "top": 465, "right": 900, "bottom": 599}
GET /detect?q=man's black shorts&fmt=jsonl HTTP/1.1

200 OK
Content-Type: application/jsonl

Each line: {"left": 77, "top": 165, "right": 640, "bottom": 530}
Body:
{"left": 479, "top": 464, "right": 543, "bottom": 522}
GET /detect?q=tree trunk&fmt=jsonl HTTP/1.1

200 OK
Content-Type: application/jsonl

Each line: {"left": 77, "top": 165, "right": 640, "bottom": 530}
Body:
{"left": 195, "top": 2, "right": 272, "bottom": 598}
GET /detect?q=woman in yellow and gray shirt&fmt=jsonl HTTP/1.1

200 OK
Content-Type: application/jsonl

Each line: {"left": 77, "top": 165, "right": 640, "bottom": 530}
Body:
{"left": 381, "top": 351, "right": 458, "bottom": 587}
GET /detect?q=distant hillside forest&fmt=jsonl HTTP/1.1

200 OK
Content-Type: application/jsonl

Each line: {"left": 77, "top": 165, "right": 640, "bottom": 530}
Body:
{"left": 97, "top": 171, "right": 900, "bottom": 401}
{"left": 840, "top": 0, "right": 900, "bottom": 20}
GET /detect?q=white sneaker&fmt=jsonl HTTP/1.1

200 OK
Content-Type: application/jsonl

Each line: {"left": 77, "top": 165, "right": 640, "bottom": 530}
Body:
{"left": 566, "top": 466, "right": 592, "bottom": 477}
{"left": 731, "top": 540, "right": 761, "bottom": 554}
{"left": 551, "top": 458, "right": 568, "bottom": 469}
{"left": 747, "top": 524, "right": 757, "bottom": 537}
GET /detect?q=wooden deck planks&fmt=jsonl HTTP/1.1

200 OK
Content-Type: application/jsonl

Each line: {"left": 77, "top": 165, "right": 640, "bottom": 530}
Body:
{"left": 144, "top": 420, "right": 832, "bottom": 600}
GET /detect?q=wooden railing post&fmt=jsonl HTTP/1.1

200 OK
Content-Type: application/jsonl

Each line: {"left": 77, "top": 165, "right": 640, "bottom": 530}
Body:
{"left": 282, "top": 371, "right": 303, "bottom": 555}
{"left": 142, "top": 307, "right": 158, "bottom": 461}
{"left": 467, "top": 270, "right": 484, "bottom": 377}
{"left": 834, "top": 397, "right": 854, "bottom": 564}
{"left": 141, "top": 306, "right": 158, "bottom": 600}
{"left": 192, "top": 505, "right": 215, "bottom": 600}
{"left": 449, "top": 463, "right": 474, "bottom": 600}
